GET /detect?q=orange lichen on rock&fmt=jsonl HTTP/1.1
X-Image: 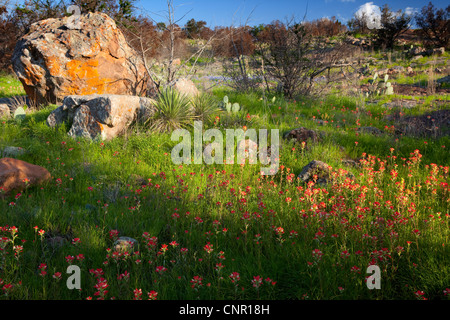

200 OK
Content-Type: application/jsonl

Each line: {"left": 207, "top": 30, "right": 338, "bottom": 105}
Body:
{"left": 11, "top": 12, "right": 149, "bottom": 105}
{"left": 45, "top": 56, "right": 63, "bottom": 77}
{"left": 63, "top": 58, "right": 121, "bottom": 96}
{"left": 22, "top": 63, "right": 45, "bottom": 86}
{"left": 66, "top": 59, "right": 99, "bottom": 79}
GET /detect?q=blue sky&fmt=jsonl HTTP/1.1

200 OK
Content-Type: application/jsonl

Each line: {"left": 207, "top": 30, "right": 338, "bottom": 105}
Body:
{"left": 136, "top": 0, "right": 449, "bottom": 27}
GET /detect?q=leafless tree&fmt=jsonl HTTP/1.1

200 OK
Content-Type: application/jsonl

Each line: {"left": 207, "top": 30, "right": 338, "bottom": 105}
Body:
{"left": 415, "top": 1, "right": 450, "bottom": 48}
{"left": 218, "top": 8, "right": 263, "bottom": 93}
{"left": 221, "top": 25, "right": 259, "bottom": 92}
{"left": 126, "top": 0, "right": 218, "bottom": 95}
{"left": 255, "top": 19, "right": 352, "bottom": 98}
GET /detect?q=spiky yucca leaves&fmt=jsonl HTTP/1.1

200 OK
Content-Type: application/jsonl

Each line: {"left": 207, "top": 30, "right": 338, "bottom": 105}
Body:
{"left": 147, "top": 87, "right": 195, "bottom": 133}
{"left": 190, "top": 93, "right": 221, "bottom": 124}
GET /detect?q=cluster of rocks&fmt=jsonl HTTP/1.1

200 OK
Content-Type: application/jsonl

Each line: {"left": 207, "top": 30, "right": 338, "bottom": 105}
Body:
{"left": 46, "top": 94, "right": 156, "bottom": 141}
{"left": 345, "top": 36, "right": 372, "bottom": 48}
{"left": 0, "top": 11, "right": 205, "bottom": 199}
{"left": 409, "top": 46, "right": 445, "bottom": 59}
{"left": 7, "top": 11, "right": 202, "bottom": 141}
{"left": 283, "top": 126, "right": 381, "bottom": 185}
{"left": 43, "top": 78, "right": 199, "bottom": 141}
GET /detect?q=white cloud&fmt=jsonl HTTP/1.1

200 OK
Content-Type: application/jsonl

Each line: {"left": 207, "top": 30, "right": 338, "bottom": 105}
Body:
{"left": 405, "top": 7, "right": 418, "bottom": 16}
{"left": 355, "top": 2, "right": 382, "bottom": 29}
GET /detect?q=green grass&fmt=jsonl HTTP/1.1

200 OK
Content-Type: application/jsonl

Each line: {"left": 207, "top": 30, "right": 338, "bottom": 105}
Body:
{"left": 0, "top": 73, "right": 26, "bottom": 98}
{"left": 187, "top": 56, "right": 215, "bottom": 67}
{"left": 391, "top": 71, "right": 437, "bottom": 87}
{"left": 0, "top": 66, "right": 449, "bottom": 301}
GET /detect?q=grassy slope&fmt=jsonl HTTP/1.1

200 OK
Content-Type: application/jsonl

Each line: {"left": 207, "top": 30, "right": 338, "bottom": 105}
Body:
{"left": 0, "top": 75, "right": 449, "bottom": 300}
{"left": 1, "top": 44, "right": 449, "bottom": 299}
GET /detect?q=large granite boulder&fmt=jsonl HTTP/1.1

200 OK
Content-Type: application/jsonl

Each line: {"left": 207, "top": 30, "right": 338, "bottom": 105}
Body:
{"left": 11, "top": 12, "right": 149, "bottom": 106}
{"left": 173, "top": 78, "right": 199, "bottom": 97}
{"left": 0, "top": 158, "right": 51, "bottom": 194}
{"left": 46, "top": 94, "right": 156, "bottom": 141}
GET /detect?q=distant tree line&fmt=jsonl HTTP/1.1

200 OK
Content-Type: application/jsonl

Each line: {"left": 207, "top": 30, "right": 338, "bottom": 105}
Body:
{"left": 347, "top": 2, "right": 449, "bottom": 49}
{"left": 415, "top": 2, "right": 450, "bottom": 48}
{"left": 0, "top": 0, "right": 448, "bottom": 73}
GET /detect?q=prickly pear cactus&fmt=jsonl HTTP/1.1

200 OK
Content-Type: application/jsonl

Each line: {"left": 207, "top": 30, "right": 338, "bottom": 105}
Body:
{"left": 14, "top": 106, "right": 26, "bottom": 123}
{"left": 385, "top": 82, "right": 394, "bottom": 95}
{"left": 221, "top": 96, "right": 242, "bottom": 114}
{"left": 382, "top": 75, "right": 393, "bottom": 95}
{"left": 367, "top": 72, "right": 393, "bottom": 96}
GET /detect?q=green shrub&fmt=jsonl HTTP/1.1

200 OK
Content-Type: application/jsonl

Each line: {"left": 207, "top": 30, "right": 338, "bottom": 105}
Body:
{"left": 190, "top": 92, "right": 221, "bottom": 124}
{"left": 146, "top": 87, "right": 195, "bottom": 133}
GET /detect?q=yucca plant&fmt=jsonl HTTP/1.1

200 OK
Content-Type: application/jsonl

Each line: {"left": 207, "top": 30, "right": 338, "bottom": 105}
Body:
{"left": 146, "top": 87, "right": 195, "bottom": 133}
{"left": 190, "top": 93, "right": 221, "bottom": 124}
